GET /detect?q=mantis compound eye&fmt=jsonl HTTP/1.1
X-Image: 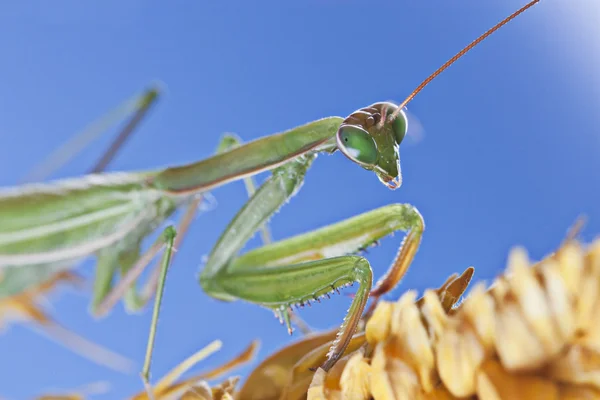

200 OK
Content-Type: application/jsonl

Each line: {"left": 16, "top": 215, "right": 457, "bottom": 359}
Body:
{"left": 385, "top": 105, "right": 408, "bottom": 145}
{"left": 336, "top": 125, "right": 378, "bottom": 166}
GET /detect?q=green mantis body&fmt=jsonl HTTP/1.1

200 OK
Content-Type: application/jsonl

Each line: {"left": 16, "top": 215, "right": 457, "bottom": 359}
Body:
{"left": 0, "top": 106, "right": 420, "bottom": 370}
{"left": 0, "top": 0, "right": 541, "bottom": 388}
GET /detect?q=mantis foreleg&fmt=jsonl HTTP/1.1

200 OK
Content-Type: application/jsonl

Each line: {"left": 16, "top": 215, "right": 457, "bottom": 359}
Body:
{"left": 198, "top": 148, "right": 424, "bottom": 371}
{"left": 220, "top": 204, "right": 423, "bottom": 370}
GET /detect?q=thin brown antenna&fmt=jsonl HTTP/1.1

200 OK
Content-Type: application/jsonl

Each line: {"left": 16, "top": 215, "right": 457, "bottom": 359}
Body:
{"left": 390, "top": 0, "right": 541, "bottom": 121}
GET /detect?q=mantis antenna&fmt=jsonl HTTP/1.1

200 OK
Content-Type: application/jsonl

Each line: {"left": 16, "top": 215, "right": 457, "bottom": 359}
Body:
{"left": 388, "top": 0, "right": 541, "bottom": 122}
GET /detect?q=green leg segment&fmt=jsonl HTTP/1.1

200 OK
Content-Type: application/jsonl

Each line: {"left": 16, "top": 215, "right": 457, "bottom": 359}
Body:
{"left": 97, "top": 133, "right": 278, "bottom": 393}
{"left": 141, "top": 225, "right": 177, "bottom": 397}
{"left": 215, "top": 133, "right": 272, "bottom": 245}
{"left": 199, "top": 150, "right": 425, "bottom": 371}
{"left": 121, "top": 133, "right": 273, "bottom": 312}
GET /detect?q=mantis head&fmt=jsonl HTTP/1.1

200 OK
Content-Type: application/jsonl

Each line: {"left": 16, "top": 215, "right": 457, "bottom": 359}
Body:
{"left": 333, "top": 0, "right": 542, "bottom": 190}
{"left": 336, "top": 102, "right": 407, "bottom": 189}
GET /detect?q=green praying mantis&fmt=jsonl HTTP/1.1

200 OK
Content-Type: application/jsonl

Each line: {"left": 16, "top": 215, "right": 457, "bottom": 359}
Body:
{"left": 0, "top": 0, "right": 542, "bottom": 391}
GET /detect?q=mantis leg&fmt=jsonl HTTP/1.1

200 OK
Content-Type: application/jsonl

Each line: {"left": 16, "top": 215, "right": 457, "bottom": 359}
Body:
{"left": 138, "top": 132, "right": 276, "bottom": 394}
{"left": 214, "top": 133, "right": 272, "bottom": 245}
{"left": 120, "top": 131, "right": 280, "bottom": 310}
{"left": 214, "top": 255, "right": 373, "bottom": 373}
{"left": 215, "top": 134, "right": 322, "bottom": 335}
{"left": 89, "top": 88, "right": 159, "bottom": 174}
{"left": 20, "top": 86, "right": 159, "bottom": 183}
{"left": 199, "top": 150, "right": 424, "bottom": 371}
{"left": 140, "top": 225, "right": 176, "bottom": 395}
{"left": 215, "top": 203, "right": 423, "bottom": 371}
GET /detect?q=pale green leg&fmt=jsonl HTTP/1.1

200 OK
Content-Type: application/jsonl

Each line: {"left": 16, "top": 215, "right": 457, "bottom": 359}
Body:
{"left": 209, "top": 203, "right": 423, "bottom": 371}
{"left": 20, "top": 86, "right": 159, "bottom": 183}
{"left": 120, "top": 134, "right": 277, "bottom": 393}
{"left": 140, "top": 225, "right": 176, "bottom": 398}
{"left": 199, "top": 151, "right": 424, "bottom": 371}
{"left": 89, "top": 88, "right": 160, "bottom": 173}
{"left": 215, "top": 135, "right": 323, "bottom": 335}
{"left": 215, "top": 255, "right": 373, "bottom": 372}
{"left": 215, "top": 133, "right": 272, "bottom": 245}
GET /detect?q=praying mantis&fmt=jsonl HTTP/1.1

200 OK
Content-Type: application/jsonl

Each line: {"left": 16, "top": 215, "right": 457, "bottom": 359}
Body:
{"left": 0, "top": 0, "right": 542, "bottom": 392}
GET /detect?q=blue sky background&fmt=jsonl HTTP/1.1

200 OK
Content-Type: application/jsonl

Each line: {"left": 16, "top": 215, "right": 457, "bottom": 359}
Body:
{"left": 0, "top": 1, "right": 598, "bottom": 398}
